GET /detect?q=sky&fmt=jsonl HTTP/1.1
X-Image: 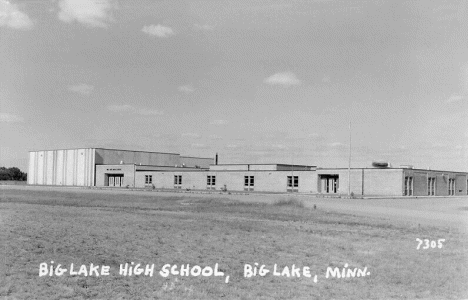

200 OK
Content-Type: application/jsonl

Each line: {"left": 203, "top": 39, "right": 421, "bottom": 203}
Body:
{"left": 1, "top": 0, "right": 467, "bottom": 172}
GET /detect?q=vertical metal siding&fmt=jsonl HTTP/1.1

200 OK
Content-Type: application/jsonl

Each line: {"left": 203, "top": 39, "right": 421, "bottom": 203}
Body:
{"left": 65, "top": 150, "right": 74, "bottom": 185}
{"left": 28, "top": 148, "right": 96, "bottom": 186}
{"left": 37, "top": 151, "right": 44, "bottom": 185}
{"left": 46, "top": 151, "right": 54, "bottom": 185}
{"left": 56, "top": 150, "right": 64, "bottom": 185}
{"left": 91, "top": 148, "right": 96, "bottom": 186}
{"left": 77, "top": 149, "right": 85, "bottom": 186}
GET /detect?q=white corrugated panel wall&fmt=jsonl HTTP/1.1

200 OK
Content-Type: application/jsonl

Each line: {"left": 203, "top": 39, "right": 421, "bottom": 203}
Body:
{"left": 28, "top": 151, "right": 36, "bottom": 185}
{"left": 27, "top": 148, "right": 95, "bottom": 186}
{"left": 56, "top": 150, "right": 64, "bottom": 185}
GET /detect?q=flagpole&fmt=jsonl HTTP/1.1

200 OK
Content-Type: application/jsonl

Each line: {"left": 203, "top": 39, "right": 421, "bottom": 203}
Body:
{"left": 348, "top": 121, "right": 351, "bottom": 196}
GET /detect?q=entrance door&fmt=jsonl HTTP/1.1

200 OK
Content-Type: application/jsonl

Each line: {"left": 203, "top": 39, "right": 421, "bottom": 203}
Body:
{"left": 321, "top": 177, "right": 327, "bottom": 193}
{"left": 108, "top": 174, "right": 124, "bottom": 187}
{"left": 329, "top": 177, "right": 338, "bottom": 193}
{"left": 320, "top": 175, "right": 339, "bottom": 193}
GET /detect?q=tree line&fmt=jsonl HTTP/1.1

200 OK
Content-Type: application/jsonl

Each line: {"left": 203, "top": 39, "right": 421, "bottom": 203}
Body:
{"left": 0, "top": 167, "right": 27, "bottom": 181}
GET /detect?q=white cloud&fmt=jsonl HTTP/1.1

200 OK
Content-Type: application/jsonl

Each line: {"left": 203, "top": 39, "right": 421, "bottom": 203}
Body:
{"left": 322, "top": 75, "right": 331, "bottom": 83}
{"left": 107, "top": 104, "right": 163, "bottom": 116}
{"left": 250, "top": 150, "right": 269, "bottom": 156}
{"left": 137, "top": 109, "right": 163, "bottom": 116}
{"left": 270, "top": 3, "right": 293, "bottom": 10}
{"left": 446, "top": 94, "right": 464, "bottom": 103}
{"left": 264, "top": 72, "right": 302, "bottom": 87}
{"left": 0, "top": 113, "right": 24, "bottom": 123}
{"left": 178, "top": 84, "right": 195, "bottom": 93}
{"left": 58, "top": 0, "right": 115, "bottom": 28}
{"left": 430, "top": 143, "right": 447, "bottom": 149}
{"left": 194, "top": 23, "right": 214, "bottom": 31}
{"left": 210, "top": 119, "right": 228, "bottom": 125}
{"left": 181, "top": 133, "right": 200, "bottom": 138}
{"left": 68, "top": 83, "right": 94, "bottom": 96}
{"left": 107, "top": 104, "right": 134, "bottom": 113}
{"left": 226, "top": 144, "right": 238, "bottom": 148}
{"left": 191, "top": 143, "right": 207, "bottom": 148}
{"left": 272, "top": 144, "right": 287, "bottom": 149}
{"left": 0, "top": 0, "right": 33, "bottom": 30}
{"left": 209, "top": 134, "right": 222, "bottom": 140}
{"left": 142, "top": 24, "right": 175, "bottom": 38}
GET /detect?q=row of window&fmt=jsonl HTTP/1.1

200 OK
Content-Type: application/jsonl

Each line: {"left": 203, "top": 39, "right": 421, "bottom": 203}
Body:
{"left": 404, "top": 176, "right": 413, "bottom": 196}
{"left": 144, "top": 175, "right": 300, "bottom": 191}
{"left": 405, "top": 176, "right": 460, "bottom": 196}
{"left": 145, "top": 174, "right": 465, "bottom": 195}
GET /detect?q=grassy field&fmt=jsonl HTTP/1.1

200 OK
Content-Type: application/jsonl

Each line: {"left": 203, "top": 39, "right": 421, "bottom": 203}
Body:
{"left": 0, "top": 188, "right": 467, "bottom": 299}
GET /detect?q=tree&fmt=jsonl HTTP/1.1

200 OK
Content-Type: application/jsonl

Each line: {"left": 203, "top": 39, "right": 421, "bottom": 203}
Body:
{"left": 0, "top": 167, "right": 9, "bottom": 180}
{"left": 0, "top": 167, "right": 27, "bottom": 181}
{"left": 8, "top": 167, "right": 23, "bottom": 180}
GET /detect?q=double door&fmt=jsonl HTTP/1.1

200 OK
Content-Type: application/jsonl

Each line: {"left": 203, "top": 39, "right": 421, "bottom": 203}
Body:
{"left": 321, "top": 175, "right": 339, "bottom": 193}
{"left": 108, "top": 174, "right": 124, "bottom": 187}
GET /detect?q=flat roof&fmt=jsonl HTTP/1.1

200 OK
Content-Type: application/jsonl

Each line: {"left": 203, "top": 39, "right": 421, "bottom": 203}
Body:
{"left": 180, "top": 155, "right": 214, "bottom": 160}
{"left": 30, "top": 147, "right": 179, "bottom": 156}
{"left": 30, "top": 148, "right": 213, "bottom": 160}
{"left": 97, "top": 163, "right": 209, "bottom": 168}
{"left": 95, "top": 164, "right": 467, "bottom": 173}
{"left": 318, "top": 167, "right": 468, "bottom": 173}
{"left": 210, "top": 163, "right": 316, "bottom": 167}
{"left": 95, "top": 147, "right": 181, "bottom": 155}
{"left": 135, "top": 169, "right": 208, "bottom": 172}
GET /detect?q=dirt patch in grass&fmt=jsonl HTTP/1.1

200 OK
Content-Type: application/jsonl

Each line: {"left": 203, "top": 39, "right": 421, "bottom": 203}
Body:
{"left": 1, "top": 188, "right": 467, "bottom": 299}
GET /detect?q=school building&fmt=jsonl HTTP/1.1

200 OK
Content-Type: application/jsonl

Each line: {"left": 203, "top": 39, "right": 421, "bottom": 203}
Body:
{"left": 28, "top": 147, "right": 468, "bottom": 197}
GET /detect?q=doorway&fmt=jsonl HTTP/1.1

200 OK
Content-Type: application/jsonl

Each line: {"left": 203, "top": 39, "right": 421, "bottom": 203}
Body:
{"left": 319, "top": 175, "right": 339, "bottom": 193}
{"left": 107, "top": 174, "right": 124, "bottom": 187}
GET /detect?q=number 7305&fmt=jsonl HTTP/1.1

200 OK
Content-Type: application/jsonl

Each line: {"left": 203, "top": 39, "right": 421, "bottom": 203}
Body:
{"left": 416, "top": 238, "right": 445, "bottom": 250}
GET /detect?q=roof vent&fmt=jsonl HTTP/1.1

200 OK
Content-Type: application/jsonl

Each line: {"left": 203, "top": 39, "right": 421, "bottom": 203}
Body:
{"left": 372, "top": 161, "right": 389, "bottom": 168}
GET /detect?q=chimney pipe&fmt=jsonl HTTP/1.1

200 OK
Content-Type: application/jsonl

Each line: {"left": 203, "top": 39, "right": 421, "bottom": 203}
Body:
{"left": 215, "top": 153, "right": 218, "bottom": 165}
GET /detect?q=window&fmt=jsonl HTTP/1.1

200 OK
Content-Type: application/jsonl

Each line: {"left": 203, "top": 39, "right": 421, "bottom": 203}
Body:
{"left": 145, "top": 175, "right": 153, "bottom": 185}
{"left": 207, "top": 175, "right": 216, "bottom": 190}
{"left": 448, "top": 178, "right": 455, "bottom": 196}
{"left": 244, "top": 176, "right": 254, "bottom": 191}
{"left": 427, "top": 177, "right": 435, "bottom": 196}
{"left": 287, "top": 176, "right": 299, "bottom": 192}
{"left": 174, "top": 175, "right": 182, "bottom": 189}
{"left": 404, "top": 176, "right": 413, "bottom": 196}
